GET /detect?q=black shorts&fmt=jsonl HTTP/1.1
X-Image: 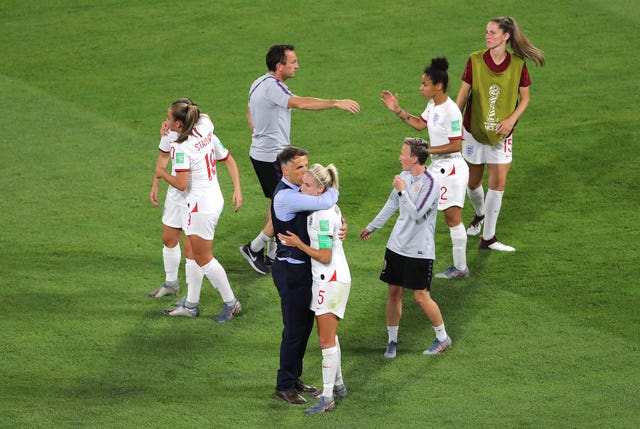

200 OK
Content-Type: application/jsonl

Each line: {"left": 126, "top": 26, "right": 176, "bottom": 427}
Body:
{"left": 251, "top": 157, "right": 282, "bottom": 199}
{"left": 379, "top": 248, "right": 433, "bottom": 291}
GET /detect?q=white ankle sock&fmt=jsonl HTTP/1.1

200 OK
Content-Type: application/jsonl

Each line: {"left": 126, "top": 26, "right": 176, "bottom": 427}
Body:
{"left": 250, "top": 231, "right": 270, "bottom": 252}
{"left": 483, "top": 189, "right": 504, "bottom": 240}
{"left": 163, "top": 244, "right": 181, "bottom": 282}
{"left": 185, "top": 258, "right": 204, "bottom": 304}
{"left": 321, "top": 345, "right": 339, "bottom": 400}
{"left": 334, "top": 335, "right": 344, "bottom": 386}
{"left": 450, "top": 223, "right": 467, "bottom": 271}
{"left": 467, "top": 186, "right": 485, "bottom": 217}
{"left": 387, "top": 325, "right": 399, "bottom": 343}
{"left": 201, "top": 258, "right": 235, "bottom": 303}
{"left": 266, "top": 236, "right": 277, "bottom": 260}
{"left": 433, "top": 323, "right": 448, "bottom": 342}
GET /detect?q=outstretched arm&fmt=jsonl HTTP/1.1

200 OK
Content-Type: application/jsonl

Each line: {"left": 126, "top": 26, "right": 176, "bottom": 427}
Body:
{"left": 288, "top": 96, "right": 360, "bottom": 114}
{"left": 380, "top": 90, "right": 426, "bottom": 131}
{"left": 362, "top": 189, "right": 400, "bottom": 238}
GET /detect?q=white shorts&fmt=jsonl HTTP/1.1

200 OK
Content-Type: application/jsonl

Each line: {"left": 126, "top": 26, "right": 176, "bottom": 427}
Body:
{"left": 184, "top": 208, "right": 221, "bottom": 241}
{"left": 162, "top": 197, "right": 187, "bottom": 229}
{"left": 428, "top": 155, "right": 469, "bottom": 211}
{"left": 310, "top": 280, "right": 351, "bottom": 319}
{"left": 462, "top": 127, "right": 513, "bottom": 165}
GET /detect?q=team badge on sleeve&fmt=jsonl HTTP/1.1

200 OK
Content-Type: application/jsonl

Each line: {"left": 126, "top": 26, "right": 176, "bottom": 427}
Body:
{"left": 451, "top": 120, "right": 461, "bottom": 132}
{"left": 176, "top": 153, "right": 185, "bottom": 164}
{"left": 318, "top": 220, "right": 332, "bottom": 249}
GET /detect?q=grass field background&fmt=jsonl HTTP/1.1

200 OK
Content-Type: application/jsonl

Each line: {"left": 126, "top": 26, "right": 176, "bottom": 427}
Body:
{"left": 1, "top": 1, "right": 639, "bottom": 428}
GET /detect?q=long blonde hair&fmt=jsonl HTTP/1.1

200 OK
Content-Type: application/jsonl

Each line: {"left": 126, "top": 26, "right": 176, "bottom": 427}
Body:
{"left": 307, "top": 163, "right": 339, "bottom": 190}
{"left": 492, "top": 16, "right": 545, "bottom": 67}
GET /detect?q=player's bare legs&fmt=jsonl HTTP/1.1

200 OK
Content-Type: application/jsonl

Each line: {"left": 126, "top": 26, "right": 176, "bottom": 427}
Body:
{"left": 386, "top": 285, "right": 404, "bottom": 326}
{"left": 414, "top": 289, "right": 451, "bottom": 355}
{"left": 413, "top": 289, "right": 443, "bottom": 327}
{"left": 383, "top": 285, "right": 404, "bottom": 358}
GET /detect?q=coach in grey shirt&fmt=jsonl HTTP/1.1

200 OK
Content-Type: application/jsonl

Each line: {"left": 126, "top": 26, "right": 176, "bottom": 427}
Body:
{"left": 240, "top": 44, "right": 360, "bottom": 276}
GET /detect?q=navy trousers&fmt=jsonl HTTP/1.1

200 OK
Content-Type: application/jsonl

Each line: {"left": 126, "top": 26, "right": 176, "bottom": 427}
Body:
{"left": 271, "top": 260, "right": 314, "bottom": 391}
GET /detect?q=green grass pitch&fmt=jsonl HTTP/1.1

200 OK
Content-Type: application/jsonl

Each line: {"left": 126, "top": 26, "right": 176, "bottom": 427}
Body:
{"left": 1, "top": 1, "right": 638, "bottom": 428}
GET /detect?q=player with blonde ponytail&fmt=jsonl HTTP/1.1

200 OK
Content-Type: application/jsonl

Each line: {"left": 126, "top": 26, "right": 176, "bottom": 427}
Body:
{"left": 277, "top": 163, "right": 351, "bottom": 415}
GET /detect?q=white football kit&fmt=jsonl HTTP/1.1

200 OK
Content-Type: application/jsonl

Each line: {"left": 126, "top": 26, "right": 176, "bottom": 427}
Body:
{"left": 421, "top": 97, "right": 469, "bottom": 211}
{"left": 462, "top": 126, "right": 513, "bottom": 165}
{"left": 172, "top": 114, "right": 229, "bottom": 240}
{"left": 307, "top": 205, "right": 351, "bottom": 319}
{"left": 158, "top": 131, "right": 188, "bottom": 229}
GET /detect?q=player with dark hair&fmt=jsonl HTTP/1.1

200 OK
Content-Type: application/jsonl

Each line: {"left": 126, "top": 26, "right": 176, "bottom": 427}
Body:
{"left": 240, "top": 44, "right": 360, "bottom": 275}
{"left": 270, "top": 147, "right": 342, "bottom": 406}
{"left": 381, "top": 57, "right": 470, "bottom": 279}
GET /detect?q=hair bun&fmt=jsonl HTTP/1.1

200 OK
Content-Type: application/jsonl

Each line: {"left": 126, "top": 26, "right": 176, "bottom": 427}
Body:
{"left": 431, "top": 57, "right": 449, "bottom": 71}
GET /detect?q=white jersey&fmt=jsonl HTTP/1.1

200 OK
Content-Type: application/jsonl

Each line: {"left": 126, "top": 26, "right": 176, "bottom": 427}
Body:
{"left": 172, "top": 114, "right": 229, "bottom": 214}
{"left": 159, "top": 131, "right": 186, "bottom": 207}
{"left": 307, "top": 205, "right": 351, "bottom": 284}
{"left": 421, "top": 97, "right": 468, "bottom": 211}
{"left": 420, "top": 97, "right": 463, "bottom": 147}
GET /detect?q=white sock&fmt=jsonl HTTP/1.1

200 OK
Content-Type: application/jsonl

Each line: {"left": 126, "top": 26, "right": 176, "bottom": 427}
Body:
{"left": 250, "top": 231, "right": 270, "bottom": 252}
{"left": 163, "top": 244, "right": 181, "bottom": 282}
{"left": 467, "top": 186, "right": 485, "bottom": 217}
{"left": 185, "top": 258, "right": 204, "bottom": 304}
{"left": 450, "top": 223, "right": 467, "bottom": 271}
{"left": 321, "top": 345, "right": 339, "bottom": 400}
{"left": 483, "top": 189, "right": 504, "bottom": 240}
{"left": 266, "top": 236, "right": 277, "bottom": 260}
{"left": 433, "top": 323, "right": 448, "bottom": 342}
{"left": 387, "top": 325, "right": 399, "bottom": 343}
{"left": 201, "top": 258, "right": 236, "bottom": 304}
{"left": 334, "top": 335, "right": 344, "bottom": 386}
